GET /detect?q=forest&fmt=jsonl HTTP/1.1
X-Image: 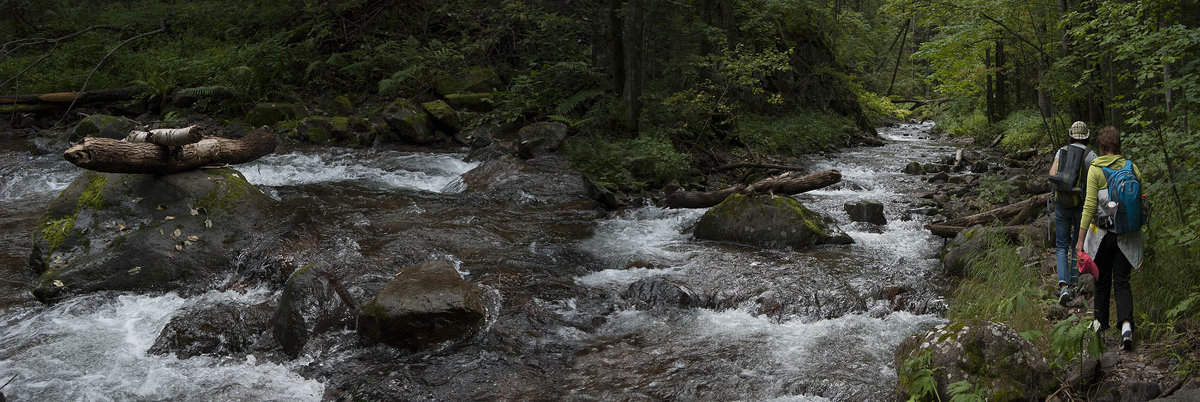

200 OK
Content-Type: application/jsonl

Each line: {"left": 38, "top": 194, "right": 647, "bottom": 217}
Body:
{"left": 2, "top": 0, "right": 1200, "bottom": 400}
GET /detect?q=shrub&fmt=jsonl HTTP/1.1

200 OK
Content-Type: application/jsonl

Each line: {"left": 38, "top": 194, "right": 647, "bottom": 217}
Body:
{"left": 735, "top": 110, "right": 858, "bottom": 155}
{"left": 564, "top": 133, "right": 690, "bottom": 191}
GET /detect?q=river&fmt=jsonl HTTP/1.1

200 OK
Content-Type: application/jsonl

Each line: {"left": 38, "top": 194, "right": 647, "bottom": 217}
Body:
{"left": 0, "top": 122, "right": 954, "bottom": 401}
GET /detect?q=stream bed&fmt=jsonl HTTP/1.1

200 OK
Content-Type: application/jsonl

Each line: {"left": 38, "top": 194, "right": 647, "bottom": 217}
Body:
{"left": 0, "top": 122, "right": 955, "bottom": 401}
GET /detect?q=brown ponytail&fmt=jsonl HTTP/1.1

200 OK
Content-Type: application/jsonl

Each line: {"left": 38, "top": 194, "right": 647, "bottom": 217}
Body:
{"left": 1096, "top": 126, "right": 1121, "bottom": 155}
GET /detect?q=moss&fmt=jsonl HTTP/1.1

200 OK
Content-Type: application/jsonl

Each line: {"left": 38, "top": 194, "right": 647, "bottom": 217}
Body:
{"left": 194, "top": 169, "right": 251, "bottom": 212}
{"left": 360, "top": 300, "right": 388, "bottom": 319}
{"left": 290, "top": 263, "right": 315, "bottom": 281}
{"left": 443, "top": 92, "right": 499, "bottom": 112}
{"left": 328, "top": 95, "right": 354, "bottom": 116}
{"left": 40, "top": 216, "right": 76, "bottom": 253}
{"left": 78, "top": 174, "right": 108, "bottom": 211}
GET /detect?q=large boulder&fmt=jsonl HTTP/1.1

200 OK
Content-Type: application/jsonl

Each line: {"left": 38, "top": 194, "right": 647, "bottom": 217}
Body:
{"left": 70, "top": 114, "right": 137, "bottom": 141}
{"left": 895, "top": 320, "right": 1056, "bottom": 401}
{"left": 461, "top": 155, "right": 600, "bottom": 207}
{"left": 272, "top": 263, "right": 357, "bottom": 358}
{"left": 444, "top": 92, "right": 500, "bottom": 112}
{"left": 29, "top": 168, "right": 279, "bottom": 302}
{"left": 941, "top": 226, "right": 993, "bottom": 278}
{"left": 356, "top": 260, "right": 486, "bottom": 350}
{"left": 421, "top": 100, "right": 461, "bottom": 133}
{"left": 694, "top": 194, "right": 853, "bottom": 248}
{"left": 149, "top": 299, "right": 274, "bottom": 358}
{"left": 844, "top": 200, "right": 887, "bottom": 225}
{"left": 245, "top": 102, "right": 304, "bottom": 128}
{"left": 517, "top": 122, "right": 568, "bottom": 159}
{"left": 379, "top": 100, "right": 441, "bottom": 145}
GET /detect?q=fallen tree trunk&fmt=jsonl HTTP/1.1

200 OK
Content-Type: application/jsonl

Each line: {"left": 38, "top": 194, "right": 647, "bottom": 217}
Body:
{"left": 926, "top": 192, "right": 1050, "bottom": 237}
{"left": 63, "top": 127, "right": 276, "bottom": 174}
{"left": 894, "top": 98, "right": 950, "bottom": 110}
{"left": 927, "top": 223, "right": 1040, "bottom": 239}
{"left": 716, "top": 162, "right": 808, "bottom": 172}
{"left": 0, "top": 88, "right": 137, "bottom": 105}
{"left": 660, "top": 169, "right": 841, "bottom": 209}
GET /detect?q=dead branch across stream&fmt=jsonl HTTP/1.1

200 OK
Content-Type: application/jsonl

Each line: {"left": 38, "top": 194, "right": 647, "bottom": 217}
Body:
{"left": 926, "top": 192, "right": 1050, "bottom": 237}
{"left": 660, "top": 169, "right": 842, "bottom": 209}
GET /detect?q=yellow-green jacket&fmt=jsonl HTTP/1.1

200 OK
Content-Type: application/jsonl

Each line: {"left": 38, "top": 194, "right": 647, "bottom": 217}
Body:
{"left": 1079, "top": 154, "right": 1145, "bottom": 269}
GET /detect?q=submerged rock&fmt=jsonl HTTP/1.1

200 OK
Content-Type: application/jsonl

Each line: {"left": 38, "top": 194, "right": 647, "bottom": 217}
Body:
{"left": 623, "top": 277, "right": 696, "bottom": 310}
{"left": 28, "top": 168, "right": 278, "bottom": 303}
{"left": 694, "top": 194, "right": 852, "bottom": 248}
{"left": 895, "top": 320, "right": 1056, "bottom": 401}
{"left": 149, "top": 299, "right": 274, "bottom": 358}
{"left": 461, "top": 155, "right": 601, "bottom": 207}
{"left": 357, "top": 260, "right": 486, "bottom": 350}
{"left": 273, "top": 262, "right": 357, "bottom": 358}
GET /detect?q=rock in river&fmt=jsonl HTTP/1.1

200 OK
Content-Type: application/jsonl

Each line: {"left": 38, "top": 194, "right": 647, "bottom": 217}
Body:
{"left": 273, "top": 262, "right": 357, "bottom": 358}
{"left": 694, "top": 194, "right": 852, "bottom": 248}
{"left": 357, "top": 260, "right": 487, "bottom": 350}
{"left": 28, "top": 168, "right": 278, "bottom": 303}
{"left": 149, "top": 299, "right": 274, "bottom": 358}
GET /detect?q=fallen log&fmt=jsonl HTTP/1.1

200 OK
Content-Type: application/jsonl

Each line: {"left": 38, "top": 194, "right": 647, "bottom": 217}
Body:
{"left": 927, "top": 224, "right": 1041, "bottom": 240}
{"left": 660, "top": 169, "right": 841, "bottom": 209}
{"left": 64, "top": 127, "right": 276, "bottom": 174}
{"left": 926, "top": 192, "right": 1050, "bottom": 237}
{"left": 125, "top": 125, "right": 205, "bottom": 147}
{"left": 0, "top": 88, "right": 137, "bottom": 105}
{"left": 715, "top": 162, "right": 808, "bottom": 172}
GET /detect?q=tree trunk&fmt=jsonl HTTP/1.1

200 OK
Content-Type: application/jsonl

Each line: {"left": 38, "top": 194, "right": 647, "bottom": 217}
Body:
{"left": 622, "top": 0, "right": 645, "bottom": 131}
{"left": 660, "top": 169, "right": 841, "bottom": 208}
{"left": 0, "top": 88, "right": 137, "bottom": 105}
{"left": 63, "top": 127, "right": 277, "bottom": 175}
{"left": 925, "top": 193, "right": 1050, "bottom": 237}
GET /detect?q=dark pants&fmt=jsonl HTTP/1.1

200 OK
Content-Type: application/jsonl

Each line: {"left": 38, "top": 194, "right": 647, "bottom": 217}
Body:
{"left": 1094, "top": 233, "right": 1134, "bottom": 331}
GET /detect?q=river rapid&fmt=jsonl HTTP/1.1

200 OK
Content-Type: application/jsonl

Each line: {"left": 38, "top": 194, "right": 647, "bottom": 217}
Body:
{"left": 0, "top": 122, "right": 955, "bottom": 401}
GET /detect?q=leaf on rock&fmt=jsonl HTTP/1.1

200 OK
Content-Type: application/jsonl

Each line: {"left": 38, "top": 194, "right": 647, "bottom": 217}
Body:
{"left": 165, "top": 216, "right": 175, "bottom": 221}
{"left": 175, "top": 243, "right": 183, "bottom": 251}
{"left": 156, "top": 204, "right": 167, "bottom": 210}
{"left": 204, "top": 218, "right": 213, "bottom": 228}
{"left": 131, "top": 197, "right": 143, "bottom": 204}
{"left": 172, "top": 228, "right": 181, "bottom": 238}
{"left": 188, "top": 203, "right": 199, "bottom": 216}
{"left": 187, "top": 235, "right": 199, "bottom": 241}
{"left": 52, "top": 280, "right": 64, "bottom": 287}
{"left": 129, "top": 266, "right": 142, "bottom": 275}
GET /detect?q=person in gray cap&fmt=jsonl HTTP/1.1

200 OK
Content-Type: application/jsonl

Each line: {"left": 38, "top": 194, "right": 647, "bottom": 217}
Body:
{"left": 1048, "top": 121, "right": 1098, "bottom": 305}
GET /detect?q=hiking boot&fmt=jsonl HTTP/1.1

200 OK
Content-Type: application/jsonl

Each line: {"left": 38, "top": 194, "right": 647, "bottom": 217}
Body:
{"left": 1058, "top": 287, "right": 1075, "bottom": 306}
{"left": 1121, "top": 329, "right": 1133, "bottom": 351}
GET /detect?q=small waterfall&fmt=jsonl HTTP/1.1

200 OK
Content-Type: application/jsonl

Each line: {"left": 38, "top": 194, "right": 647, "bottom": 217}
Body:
{"left": 239, "top": 149, "right": 478, "bottom": 193}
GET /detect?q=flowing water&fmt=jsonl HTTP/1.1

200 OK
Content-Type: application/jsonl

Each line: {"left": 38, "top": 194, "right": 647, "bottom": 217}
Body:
{"left": 0, "top": 122, "right": 956, "bottom": 401}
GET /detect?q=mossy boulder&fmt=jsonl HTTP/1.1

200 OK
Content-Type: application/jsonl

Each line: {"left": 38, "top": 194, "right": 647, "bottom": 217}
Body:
{"left": 844, "top": 200, "right": 887, "bottom": 225}
{"left": 941, "top": 226, "right": 992, "bottom": 278}
{"left": 895, "top": 320, "right": 1056, "bottom": 401}
{"left": 148, "top": 299, "right": 274, "bottom": 358}
{"left": 443, "top": 92, "right": 500, "bottom": 112}
{"left": 356, "top": 260, "right": 486, "bottom": 350}
{"left": 434, "top": 67, "right": 502, "bottom": 96}
{"left": 70, "top": 114, "right": 137, "bottom": 141}
{"left": 379, "top": 100, "right": 442, "bottom": 145}
{"left": 327, "top": 95, "right": 354, "bottom": 116}
{"left": 273, "top": 262, "right": 357, "bottom": 358}
{"left": 245, "top": 102, "right": 304, "bottom": 128}
{"left": 694, "top": 194, "right": 853, "bottom": 248}
{"left": 517, "top": 121, "right": 568, "bottom": 159}
{"left": 29, "top": 169, "right": 279, "bottom": 303}
{"left": 421, "top": 100, "right": 461, "bottom": 132}
{"left": 902, "top": 161, "right": 925, "bottom": 175}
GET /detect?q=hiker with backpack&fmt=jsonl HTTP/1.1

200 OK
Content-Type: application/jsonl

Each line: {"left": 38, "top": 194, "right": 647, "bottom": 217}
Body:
{"left": 1075, "top": 126, "right": 1147, "bottom": 351}
{"left": 1048, "top": 121, "right": 1097, "bottom": 305}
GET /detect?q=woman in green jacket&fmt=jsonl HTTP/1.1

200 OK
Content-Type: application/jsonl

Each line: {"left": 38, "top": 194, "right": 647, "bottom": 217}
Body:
{"left": 1075, "top": 126, "right": 1145, "bottom": 351}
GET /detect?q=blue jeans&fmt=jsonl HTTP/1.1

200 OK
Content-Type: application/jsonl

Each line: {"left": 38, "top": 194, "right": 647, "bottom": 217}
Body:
{"left": 1055, "top": 204, "right": 1082, "bottom": 286}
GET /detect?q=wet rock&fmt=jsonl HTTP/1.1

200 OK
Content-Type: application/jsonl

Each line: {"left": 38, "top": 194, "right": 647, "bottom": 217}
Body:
{"left": 844, "top": 201, "right": 886, "bottom": 225}
{"left": 357, "top": 260, "right": 486, "bottom": 350}
{"left": 421, "top": 100, "right": 461, "bottom": 132}
{"left": 435, "top": 67, "right": 502, "bottom": 95}
{"left": 25, "top": 132, "right": 67, "bottom": 156}
{"left": 517, "top": 122, "right": 568, "bottom": 159}
{"left": 461, "top": 155, "right": 598, "bottom": 207}
{"left": 694, "top": 194, "right": 852, "bottom": 248}
{"left": 970, "top": 161, "right": 990, "bottom": 173}
{"left": 272, "top": 262, "right": 357, "bottom": 357}
{"left": 1066, "top": 357, "right": 1102, "bottom": 389}
{"left": 29, "top": 169, "right": 279, "bottom": 303}
{"left": 829, "top": 180, "right": 869, "bottom": 191}
{"left": 623, "top": 277, "right": 696, "bottom": 309}
{"left": 902, "top": 161, "right": 924, "bottom": 175}
{"left": 923, "top": 163, "right": 950, "bottom": 173}
{"left": 1153, "top": 389, "right": 1200, "bottom": 401}
{"left": 245, "top": 102, "right": 304, "bottom": 128}
{"left": 380, "top": 99, "right": 441, "bottom": 145}
{"left": 895, "top": 320, "right": 1056, "bottom": 401}
{"left": 926, "top": 172, "right": 950, "bottom": 183}
{"left": 942, "top": 226, "right": 992, "bottom": 278}
{"left": 1008, "top": 148, "right": 1037, "bottom": 161}
{"left": 70, "top": 114, "right": 137, "bottom": 141}
{"left": 149, "top": 299, "right": 274, "bottom": 358}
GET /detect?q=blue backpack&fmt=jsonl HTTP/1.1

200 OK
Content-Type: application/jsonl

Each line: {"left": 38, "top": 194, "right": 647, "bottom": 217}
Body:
{"left": 1097, "top": 160, "right": 1147, "bottom": 234}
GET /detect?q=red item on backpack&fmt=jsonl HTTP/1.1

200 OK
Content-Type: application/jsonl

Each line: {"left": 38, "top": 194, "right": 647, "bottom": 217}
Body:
{"left": 1078, "top": 251, "right": 1099, "bottom": 279}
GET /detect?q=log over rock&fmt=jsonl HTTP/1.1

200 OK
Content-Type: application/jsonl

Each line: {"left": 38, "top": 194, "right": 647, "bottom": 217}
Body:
{"left": 661, "top": 169, "right": 841, "bottom": 209}
{"left": 29, "top": 168, "right": 279, "bottom": 303}
{"left": 63, "top": 127, "right": 276, "bottom": 175}
{"left": 693, "top": 193, "right": 852, "bottom": 248}
{"left": 895, "top": 320, "right": 1056, "bottom": 401}
{"left": 357, "top": 260, "right": 487, "bottom": 350}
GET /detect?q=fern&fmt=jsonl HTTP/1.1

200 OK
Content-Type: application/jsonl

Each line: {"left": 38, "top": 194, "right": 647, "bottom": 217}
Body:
{"left": 554, "top": 89, "right": 603, "bottom": 116}
{"left": 176, "top": 85, "right": 234, "bottom": 98}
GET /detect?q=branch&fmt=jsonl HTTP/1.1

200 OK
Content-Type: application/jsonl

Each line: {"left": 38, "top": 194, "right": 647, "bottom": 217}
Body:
{"left": 55, "top": 19, "right": 166, "bottom": 127}
{"left": 716, "top": 162, "right": 809, "bottom": 172}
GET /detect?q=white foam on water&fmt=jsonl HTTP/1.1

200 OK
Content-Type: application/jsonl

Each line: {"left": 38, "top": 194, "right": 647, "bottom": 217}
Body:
{"left": 239, "top": 149, "right": 477, "bottom": 193}
{"left": 0, "top": 290, "right": 324, "bottom": 401}
{"left": 0, "top": 153, "right": 77, "bottom": 202}
{"left": 577, "top": 206, "right": 705, "bottom": 269}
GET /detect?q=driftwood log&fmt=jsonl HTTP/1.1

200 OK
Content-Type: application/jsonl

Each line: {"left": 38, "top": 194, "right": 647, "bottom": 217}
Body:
{"left": 926, "top": 192, "right": 1050, "bottom": 237}
{"left": 660, "top": 169, "right": 841, "bottom": 209}
{"left": 0, "top": 88, "right": 137, "bottom": 105}
{"left": 64, "top": 127, "right": 276, "bottom": 174}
